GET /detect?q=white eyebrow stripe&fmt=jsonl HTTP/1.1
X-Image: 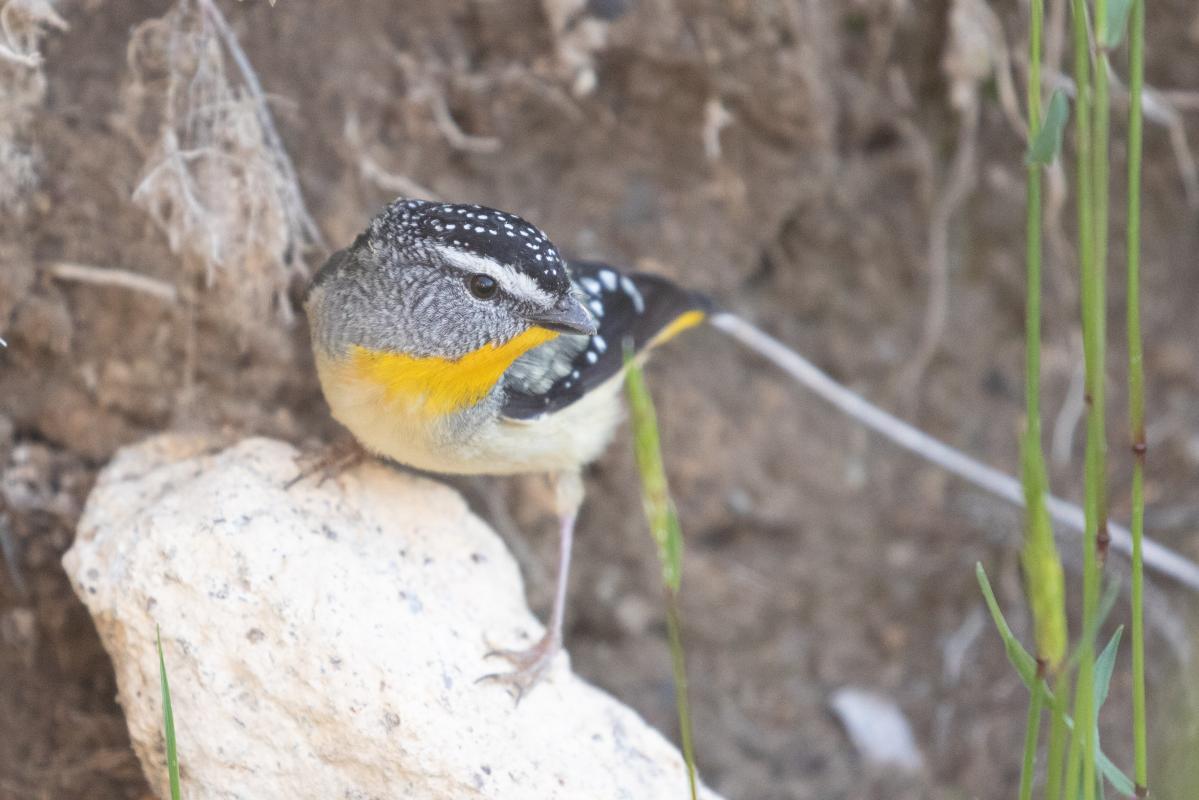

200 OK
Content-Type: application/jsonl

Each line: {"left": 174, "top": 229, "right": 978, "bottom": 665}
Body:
{"left": 433, "top": 245, "right": 553, "bottom": 306}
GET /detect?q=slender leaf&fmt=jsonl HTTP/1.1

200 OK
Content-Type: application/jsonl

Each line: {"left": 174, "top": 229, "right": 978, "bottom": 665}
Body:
{"left": 975, "top": 564, "right": 1135, "bottom": 792}
{"left": 1098, "top": 749, "right": 1137, "bottom": 796}
{"left": 156, "top": 627, "right": 181, "bottom": 800}
{"left": 624, "top": 344, "right": 685, "bottom": 593}
{"left": 624, "top": 344, "right": 698, "bottom": 800}
{"left": 1090, "top": 627, "right": 1136, "bottom": 796}
{"left": 976, "top": 563, "right": 1038, "bottom": 684}
{"left": 1102, "top": 0, "right": 1134, "bottom": 47}
{"left": 1026, "top": 90, "right": 1070, "bottom": 165}
{"left": 1093, "top": 626, "right": 1123, "bottom": 711}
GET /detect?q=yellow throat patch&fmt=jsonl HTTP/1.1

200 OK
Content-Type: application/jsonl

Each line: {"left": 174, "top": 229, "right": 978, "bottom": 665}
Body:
{"left": 348, "top": 326, "right": 560, "bottom": 417}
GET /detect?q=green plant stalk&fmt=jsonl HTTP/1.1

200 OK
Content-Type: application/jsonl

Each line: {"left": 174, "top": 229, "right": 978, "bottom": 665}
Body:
{"left": 1068, "top": 0, "right": 1103, "bottom": 797}
{"left": 624, "top": 350, "right": 698, "bottom": 800}
{"left": 1026, "top": 0, "right": 1045, "bottom": 431}
{"left": 1021, "top": 0, "right": 1069, "bottom": 675}
{"left": 1045, "top": 669, "right": 1073, "bottom": 800}
{"left": 1020, "top": 1, "right": 1070, "bottom": 790}
{"left": 1019, "top": 676, "right": 1046, "bottom": 800}
{"left": 1125, "top": 0, "right": 1148, "bottom": 793}
{"left": 667, "top": 599, "right": 699, "bottom": 799}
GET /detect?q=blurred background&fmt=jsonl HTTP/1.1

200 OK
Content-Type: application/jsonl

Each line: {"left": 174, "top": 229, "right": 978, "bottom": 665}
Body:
{"left": 1, "top": 0, "right": 1197, "bottom": 797}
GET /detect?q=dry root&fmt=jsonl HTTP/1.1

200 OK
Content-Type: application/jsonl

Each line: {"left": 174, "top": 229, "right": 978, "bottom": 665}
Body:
{"left": 0, "top": 0, "right": 67, "bottom": 212}
{"left": 121, "top": 0, "right": 321, "bottom": 324}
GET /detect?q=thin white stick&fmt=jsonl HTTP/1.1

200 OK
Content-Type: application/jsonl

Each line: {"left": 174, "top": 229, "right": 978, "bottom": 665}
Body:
{"left": 48, "top": 262, "right": 178, "bottom": 303}
{"left": 710, "top": 312, "right": 1199, "bottom": 592}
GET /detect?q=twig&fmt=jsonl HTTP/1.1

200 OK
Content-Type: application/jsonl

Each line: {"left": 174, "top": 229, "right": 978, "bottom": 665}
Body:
{"left": 898, "top": 103, "right": 978, "bottom": 406}
{"left": 1159, "top": 90, "right": 1199, "bottom": 112}
{"left": 47, "top": 262, "right": 179, "bottom": 303}
{"left": 0, "top": 41, "right": 38, "bottom": 65}
{"left": 710, "top": 312, "right": 1199, "bottom": 591}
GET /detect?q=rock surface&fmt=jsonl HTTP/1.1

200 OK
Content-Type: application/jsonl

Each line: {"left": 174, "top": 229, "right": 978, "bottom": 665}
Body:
{"left": 64, "top": 436, "right": 718, "bottom": 800}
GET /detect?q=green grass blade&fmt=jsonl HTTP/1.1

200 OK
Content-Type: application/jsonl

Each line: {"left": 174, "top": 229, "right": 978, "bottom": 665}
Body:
{"left": 1027, "top": 90, "right": 1070, "bottom": 166}
{"left": 624, "top": 345, "right": 684, "bottom": 594}
{"left": 624, "top": 344, "right": 697, "bottom": 800}
{"left": 975, "top": 563, "right": 1038, "bottom": 685}
{"left": 156, "top": 627, "right": 181, "bottom": 800}
{"left": 1089, "top": 626, "right": 1136, "bottom": 796}
{"left": 1097, "top": 749, "right": 1136, "bottom": 796}
{"left": 1093, "top": 626, "right": 1123, "bottom": 712}
{"left": 1102, "top": 0, "right": 1134, "bottom": 47}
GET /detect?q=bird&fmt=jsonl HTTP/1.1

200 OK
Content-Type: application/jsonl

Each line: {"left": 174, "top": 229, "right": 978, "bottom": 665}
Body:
{"left": 304, "top": 197, "right": 711, "bottom": 697}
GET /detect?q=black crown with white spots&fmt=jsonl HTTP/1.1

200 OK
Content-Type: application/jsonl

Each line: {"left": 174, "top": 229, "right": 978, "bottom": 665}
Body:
{"left": 369, "top": 198, "right": 571, "bottom": 296}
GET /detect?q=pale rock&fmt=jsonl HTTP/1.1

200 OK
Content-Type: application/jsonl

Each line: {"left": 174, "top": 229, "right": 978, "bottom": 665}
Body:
{"left": 64, "top": 436, "right": 719, "bottom": 800}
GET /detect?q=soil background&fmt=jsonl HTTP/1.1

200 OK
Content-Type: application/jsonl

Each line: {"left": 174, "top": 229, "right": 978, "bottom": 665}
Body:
{"left": 2, "top": 1, "right": 1198, "bottom": 798}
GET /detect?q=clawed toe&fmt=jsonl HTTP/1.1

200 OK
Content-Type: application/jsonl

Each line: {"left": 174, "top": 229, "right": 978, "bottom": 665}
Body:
{"left": 477, "top": 634, "right": 561, "bottom": 702}
{"left": 286, "top": 440, "right": 363, "bottom": 489}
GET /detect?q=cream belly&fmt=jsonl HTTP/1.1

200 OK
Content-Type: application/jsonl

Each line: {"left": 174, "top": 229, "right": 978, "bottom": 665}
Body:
{"left": 315, "top": 350, "right": 626, "bottom": 476}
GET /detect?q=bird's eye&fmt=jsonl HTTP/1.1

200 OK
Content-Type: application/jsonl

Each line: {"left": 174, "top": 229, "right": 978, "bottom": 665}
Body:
{"left": 468, "top": 274, "right": 499, "bottom": 300}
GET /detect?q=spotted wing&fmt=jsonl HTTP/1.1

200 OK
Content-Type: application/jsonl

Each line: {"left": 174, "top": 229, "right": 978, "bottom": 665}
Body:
{"left": 500, "top": 260, "right": 712, "bottom": 420}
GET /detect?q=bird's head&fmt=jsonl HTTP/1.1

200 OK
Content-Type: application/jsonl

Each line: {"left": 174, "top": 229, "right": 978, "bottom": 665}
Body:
{"left": 305, "top": 198, "right": 595, "bottom": 416}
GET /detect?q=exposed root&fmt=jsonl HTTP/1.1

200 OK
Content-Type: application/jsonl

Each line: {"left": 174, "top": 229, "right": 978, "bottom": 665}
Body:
{"left": 343, "top": 112, "right": 437, "bottom": 200}
{"left": 122, "top": 0, "right": 322, "bottom": 325}
{"left": 394, "top": 53, "right": 501, "bottom": 155}
{"left": 0, "top": 0, "right": 66, "bottom": 212}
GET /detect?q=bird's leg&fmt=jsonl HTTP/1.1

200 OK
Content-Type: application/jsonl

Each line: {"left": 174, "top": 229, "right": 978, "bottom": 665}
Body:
{"left": 480, "top": 470, "right": 583, "bottom": 700}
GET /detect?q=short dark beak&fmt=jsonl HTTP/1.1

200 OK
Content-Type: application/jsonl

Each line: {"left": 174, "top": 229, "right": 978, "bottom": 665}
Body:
{"left": 527, "top": 296, "right": 598, "bottom": 336}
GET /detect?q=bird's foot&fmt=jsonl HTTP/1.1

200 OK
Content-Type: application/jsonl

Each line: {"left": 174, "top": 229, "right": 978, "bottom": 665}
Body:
{"left": 285, "top": 438, "right": 363, "bottom": 489}
{"left": 477, "top": 632, "right": 562, "bottom": 703}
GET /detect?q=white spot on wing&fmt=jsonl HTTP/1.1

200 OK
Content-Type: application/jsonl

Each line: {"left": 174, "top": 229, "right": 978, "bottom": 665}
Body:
{"left": 592, "top": 335, "right": 607, "bottom": 353}
{"left": 620, "top": 276, "right": 645, "bottom": 313}
{"left": 599, "top": 269, "right": 618, "bottom": 291}
{"left": 580, "top": 277, "right": 601, "bottom": 295}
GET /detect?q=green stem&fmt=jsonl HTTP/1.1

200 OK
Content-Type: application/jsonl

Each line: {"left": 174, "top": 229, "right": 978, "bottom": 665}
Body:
{"left": 667, "top": 599, "right": 698, "bottom": 800}
{"left": 1125, "top": 0, "right": 1148, "bottom": 793}
{"left": 1045, "top": 669, "right": 1073, "bottom": 800}
{"left": 1020, "top": 674, "right": 1047, "bottom": 800}
{"left": 1026, "top": 0, "right": 1044, "bottom": 429}
{"left": 1070, "top": 0, "right": 1105, "bottom": 797}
